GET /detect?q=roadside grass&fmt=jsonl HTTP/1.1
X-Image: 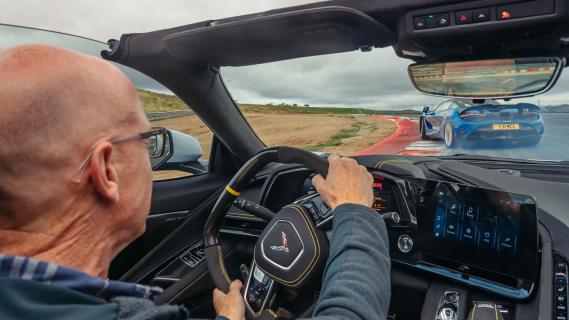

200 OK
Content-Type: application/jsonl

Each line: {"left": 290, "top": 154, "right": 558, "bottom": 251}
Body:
{"left": 306, "top": 119, "right": 374, "bottom": 151}
{"left": 139, "top": 90, "right": 188, "bottom": 113}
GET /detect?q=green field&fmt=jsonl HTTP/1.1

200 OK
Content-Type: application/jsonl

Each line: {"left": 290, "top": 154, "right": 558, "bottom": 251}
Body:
{"left": 139, "top": 89, "right": 420, "bottom": 116}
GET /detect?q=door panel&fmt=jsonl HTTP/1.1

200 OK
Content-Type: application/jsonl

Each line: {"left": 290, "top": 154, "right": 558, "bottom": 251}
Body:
{"left": 109, "top": 172, "right": 227, "bottom": 279}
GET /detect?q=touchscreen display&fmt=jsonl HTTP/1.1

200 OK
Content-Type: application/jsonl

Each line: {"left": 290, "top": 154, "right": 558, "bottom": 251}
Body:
{"left": 431, "top": 183, "right": 522, "bottom": 255}
{"left": 410, "top": 178, "right": 538, "bottom": 281}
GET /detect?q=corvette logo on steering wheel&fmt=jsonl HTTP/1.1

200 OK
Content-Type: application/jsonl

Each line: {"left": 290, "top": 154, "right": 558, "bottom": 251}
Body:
{"left": 270, "top": 231, "right": 289, "bottom": 253}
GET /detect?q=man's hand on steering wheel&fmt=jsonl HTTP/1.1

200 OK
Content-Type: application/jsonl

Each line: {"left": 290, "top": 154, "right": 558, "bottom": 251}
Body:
{"left": 311, "top": 155, "right": 374, "bottom": 210}
{"left": 213, "top": 279, "right": 246, "bottom": 320}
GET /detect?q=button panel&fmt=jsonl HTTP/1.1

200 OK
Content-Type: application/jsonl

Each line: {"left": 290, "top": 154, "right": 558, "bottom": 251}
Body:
{"left": 301, "top": 195, "right": 333, "bottom": 226}
{"left": 180, "top": 243, "right": 205, "bottom": 268}
{"left": 412, "top": 1, "right": 555, "bottom": 30}
{"left": 244, "top": 264, "right": 274, "bottom": 315}
{"left": 553, "top": 253, "right": 569, "bottom": 320}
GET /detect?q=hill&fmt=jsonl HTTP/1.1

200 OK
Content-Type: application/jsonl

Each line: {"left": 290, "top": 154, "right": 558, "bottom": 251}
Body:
{"left": 139, "top": 89, "right": 420, "bottom": 116}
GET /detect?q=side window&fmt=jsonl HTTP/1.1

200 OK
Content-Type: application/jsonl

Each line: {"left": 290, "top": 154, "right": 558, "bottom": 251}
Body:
{"left": 0, "top": 24, "right": 214, "bottom": 182}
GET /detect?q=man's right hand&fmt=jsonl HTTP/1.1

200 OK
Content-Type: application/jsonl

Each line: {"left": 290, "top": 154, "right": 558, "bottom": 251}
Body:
{"left": 312, "top": 154, "right": 374, "bottom": 210}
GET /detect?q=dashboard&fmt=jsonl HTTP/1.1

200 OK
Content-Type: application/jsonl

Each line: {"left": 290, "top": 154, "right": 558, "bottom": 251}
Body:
{"left": 218, "top": 158, "right": 569, "bottom": 319}
{"left": 223, "top": 166, "right": 540, "bottom": 299}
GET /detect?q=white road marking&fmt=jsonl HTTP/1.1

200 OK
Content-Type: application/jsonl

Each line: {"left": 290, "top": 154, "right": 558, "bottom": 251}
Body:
{"left": 404, "top": 140, "right": 445, "bottom": 152}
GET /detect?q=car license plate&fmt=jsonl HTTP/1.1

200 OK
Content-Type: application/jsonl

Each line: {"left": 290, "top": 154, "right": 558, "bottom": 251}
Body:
{"left": 492, "top": 123, "right": 520, "bottom": 130}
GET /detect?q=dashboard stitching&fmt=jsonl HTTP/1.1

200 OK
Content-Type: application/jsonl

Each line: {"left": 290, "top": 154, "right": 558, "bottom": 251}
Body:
{"left": 374, "top": 160, "right": 412, "bottom": 170}
{"left": 217, "top": 245, "right": 231, "bottom": 284}
{"left": 166, "top": 271, "right": 209, "bottom": 304}
{"left": 236, "top": 158, "right": 258, "bottom": 184}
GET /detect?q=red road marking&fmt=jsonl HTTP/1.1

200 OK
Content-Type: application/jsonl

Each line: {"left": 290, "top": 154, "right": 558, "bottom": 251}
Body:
{"left": 351, "top": 116, "right": 421, "bottom": 156}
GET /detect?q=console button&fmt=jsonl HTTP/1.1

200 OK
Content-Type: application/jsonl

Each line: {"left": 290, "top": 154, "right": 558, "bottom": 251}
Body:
{"left": 434, "top": 213, "right": 444, "bottom": 239}
{"left": 253, "top": 266, "right": 265, "bottom": 283}
{"left": 478, "top": 226, "right": 495, "bottom": 248}
{"left": 473, "top": 8, "right": 490, "bottom": 22}
{"left": 498, "top": 9, "right": 512, "bottom": 20}
{"left": 397, "top": 234, "right": 413, "bottom": 253}
{"left": 305, "top": 203, "right": 319, "bottom": 220}
{"left": 425, "top": 15, "right": 438, "bottom": 29}
{"left": 444, "top": 216, "right": 459, "bottom": 240}
{"left": 436, "top": 14, "right": 450, "bottom": 27}
{"left": 498, "top": 229, "right": 516, "bottom": 253}
{"left": 448, "top": 202, "right": 461, "bottom": 216}
{"left": 497, "top": 1, "right": 554, "bottom": 20}
{"left": 414, "top": 17, "right": 427, "bottom": 29}
{"left": 319, "top": 201, "right": 331, "bottom": 218}
{"left": 456, "top": 10, "right": 472, "bottom": 24}
{"left": 461, "top": 222, "right": 476, "bottom": 244}
{"left": 464, "top": 203, "right": 478, "bottom": 221}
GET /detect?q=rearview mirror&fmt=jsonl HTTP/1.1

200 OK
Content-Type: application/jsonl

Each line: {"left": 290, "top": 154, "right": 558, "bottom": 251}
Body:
{"left": 408, "top": 57, "right": 564, "bottom": 99}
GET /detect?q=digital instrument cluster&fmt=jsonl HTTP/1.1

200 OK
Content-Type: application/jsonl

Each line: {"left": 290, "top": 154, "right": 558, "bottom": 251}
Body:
{"left": 372, "top": 175, "right": 397, "bottom": 213}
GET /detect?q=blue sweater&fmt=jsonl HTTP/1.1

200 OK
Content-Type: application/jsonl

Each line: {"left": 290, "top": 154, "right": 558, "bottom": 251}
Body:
{"left": 304, "top": 204, "right": 391, "bottom": 320}
{"left": 0, "top": 204, "right": 390, "bottom": 320}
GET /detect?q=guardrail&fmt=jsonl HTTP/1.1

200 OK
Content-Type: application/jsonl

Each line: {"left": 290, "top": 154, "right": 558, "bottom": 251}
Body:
{"left": 146, "top": 110, "right": 194, "bottom": 121}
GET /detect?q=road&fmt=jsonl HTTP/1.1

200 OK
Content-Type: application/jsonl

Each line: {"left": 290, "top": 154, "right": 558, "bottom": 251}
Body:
{"left": 362, "top": 114, "right": 569, "bottom": 161}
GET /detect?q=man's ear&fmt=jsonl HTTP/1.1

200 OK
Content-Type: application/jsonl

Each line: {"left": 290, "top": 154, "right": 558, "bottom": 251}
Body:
{"left": 89, "top": 141, "right": 120, "bottom": 204}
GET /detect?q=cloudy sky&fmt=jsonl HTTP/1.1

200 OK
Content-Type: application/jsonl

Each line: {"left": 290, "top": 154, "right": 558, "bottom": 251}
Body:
{"left": 1, "top": 0, "right": 568, "bottom": 109}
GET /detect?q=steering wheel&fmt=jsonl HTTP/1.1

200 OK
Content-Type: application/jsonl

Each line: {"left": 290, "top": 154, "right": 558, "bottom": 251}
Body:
{"left": 205, "top": 146, "right": 330, "bottom": 319}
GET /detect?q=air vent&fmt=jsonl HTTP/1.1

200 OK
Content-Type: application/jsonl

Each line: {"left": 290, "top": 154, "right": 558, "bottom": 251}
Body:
{"left": 553, "top": 252, "right": 568, "bottom": 319}
{"left": 495, "top": 168, "right": 522, "bottom": 176}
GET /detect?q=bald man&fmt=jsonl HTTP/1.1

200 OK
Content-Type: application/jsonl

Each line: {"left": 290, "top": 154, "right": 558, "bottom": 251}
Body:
{"left": 0, "top": 44, "right": 244, "bottom": 320}
{"left": 0, "top": 44, "right": 391, "bottom": 320}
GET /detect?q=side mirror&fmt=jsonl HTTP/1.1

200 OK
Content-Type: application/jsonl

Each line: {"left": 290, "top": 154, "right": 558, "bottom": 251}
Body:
{"left": 422, "top": 106, "right": 430, "bottom": 113}
{"left": 151, "top": 129, "right": 207, "bottom": 174}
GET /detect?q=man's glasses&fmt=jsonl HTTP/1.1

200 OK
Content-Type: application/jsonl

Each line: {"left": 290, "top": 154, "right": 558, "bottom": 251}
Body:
{"left": 72, "top": 127, "right": 167, "bottom": 183}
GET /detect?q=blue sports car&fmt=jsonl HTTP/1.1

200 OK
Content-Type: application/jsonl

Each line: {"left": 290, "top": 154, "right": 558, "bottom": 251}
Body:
{"left": 420, "top": 99, "right": 545, "bottom": 147}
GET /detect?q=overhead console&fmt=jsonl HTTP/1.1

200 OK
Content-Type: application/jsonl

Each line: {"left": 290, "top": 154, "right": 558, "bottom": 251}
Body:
{"left": 397, "top": 0, "right": 569, "bottom": 62}
{"left": 412, "top": 1, "right": 555, "bottom": 31}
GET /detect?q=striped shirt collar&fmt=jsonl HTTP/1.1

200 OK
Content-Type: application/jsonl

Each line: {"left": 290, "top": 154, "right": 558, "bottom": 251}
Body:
{"left": 0, "top": 254, "right": 163, "bottom": 300}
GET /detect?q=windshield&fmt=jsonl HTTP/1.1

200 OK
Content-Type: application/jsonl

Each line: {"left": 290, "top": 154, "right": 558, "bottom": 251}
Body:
{"left": 223, "top": 48, "right": 569, "bottom": 161}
